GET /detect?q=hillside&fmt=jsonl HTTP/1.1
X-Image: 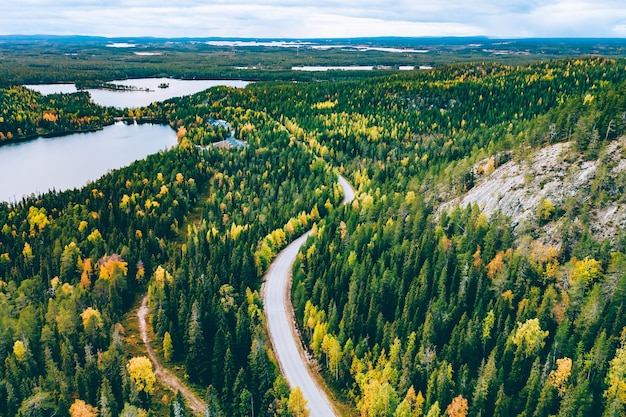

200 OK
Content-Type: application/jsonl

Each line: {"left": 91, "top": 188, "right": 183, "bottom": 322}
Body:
{"left": 280, "top": 58, "right": 626, "bottom": 417}
{"left": 440, "top": 136, "right": 626, "bottom": 245}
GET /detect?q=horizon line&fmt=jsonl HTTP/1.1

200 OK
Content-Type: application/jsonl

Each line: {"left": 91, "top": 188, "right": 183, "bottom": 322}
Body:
{"left": 1, "top": 34, "right": 626, "bottom": 41}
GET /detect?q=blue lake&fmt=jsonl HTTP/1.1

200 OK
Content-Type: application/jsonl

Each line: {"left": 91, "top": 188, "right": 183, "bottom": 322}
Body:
{"left": 25, "top": 78, "right": 250, "bottom": 108}
{"left": 0, "top": 122, "right": 177, "bottom": 203}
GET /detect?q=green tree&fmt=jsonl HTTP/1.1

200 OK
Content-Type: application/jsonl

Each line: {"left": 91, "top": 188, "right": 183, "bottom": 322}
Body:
{"left": 205, "top": 385, "right": 225, "bottom": 417}
{"left": 185, "top": 301, "right": 208, "bottom": 382}
{"left": 119, "top": 403, "right": 145, "bottom": 417}
{"left": 17, "top": 392, "right": 56, "bottom": 417}
{"left": 98, "top": 378, "right": 118, "bottom": 417}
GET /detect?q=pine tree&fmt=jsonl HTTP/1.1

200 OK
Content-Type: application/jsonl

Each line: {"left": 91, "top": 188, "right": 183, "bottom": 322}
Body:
{"left": 186, "top": 301, "right": 209, "bottom": 383}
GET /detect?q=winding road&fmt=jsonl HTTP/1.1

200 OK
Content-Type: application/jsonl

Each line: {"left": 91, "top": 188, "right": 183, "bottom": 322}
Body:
{"left": 263, "top": 174, "right": 355, "bottom": 417}
{"left": 137, "top": 174, "right": 355, "bottom": 416}
{"left": 338, "top": 175, "right": 356, "bottom": 205}
{"left": 138, "top": 296, "right": 206, "bottom": 416}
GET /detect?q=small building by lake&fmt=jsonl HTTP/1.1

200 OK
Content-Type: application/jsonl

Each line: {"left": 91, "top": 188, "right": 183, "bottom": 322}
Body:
{"left": 207, "top": 118, "right": 231, "bottom": 131}
{"left": 212, "top": 137, "right": 248, "bottom": 149}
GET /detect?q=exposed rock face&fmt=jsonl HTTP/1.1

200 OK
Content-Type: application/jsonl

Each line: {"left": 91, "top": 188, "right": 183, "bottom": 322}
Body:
{"left": 440, "top": 138, "right": 626, "bottom": 244}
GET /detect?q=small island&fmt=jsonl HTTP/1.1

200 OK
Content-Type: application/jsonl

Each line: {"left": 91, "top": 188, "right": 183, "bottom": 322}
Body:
{"left": 158, "top": 82, "right": 170, "bottom": 89}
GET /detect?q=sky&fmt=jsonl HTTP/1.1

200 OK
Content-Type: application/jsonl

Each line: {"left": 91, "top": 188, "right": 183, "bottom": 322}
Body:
{"left": 1, "top": 0, "right": 626, "bottom": 39}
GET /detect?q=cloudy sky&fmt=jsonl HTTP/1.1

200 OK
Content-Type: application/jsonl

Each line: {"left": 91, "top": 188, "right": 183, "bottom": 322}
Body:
{"left": 2, "top": 0, "right": 626, "bottom": 38}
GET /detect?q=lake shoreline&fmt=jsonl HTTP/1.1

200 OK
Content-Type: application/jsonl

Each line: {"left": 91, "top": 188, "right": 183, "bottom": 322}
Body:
{"left": 0, "top": 118, "right": 175, "bottom": 148}
{"left": 0, "top": 125, "right": 110, "bottom": 148}
{"left": 26, "top": 78, "right": 252, "bottom": 108}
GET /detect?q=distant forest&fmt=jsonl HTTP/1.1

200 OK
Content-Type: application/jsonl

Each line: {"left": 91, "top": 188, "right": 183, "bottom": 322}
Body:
{"left": 2, "top": 36, "right": 626, "bottom": 86}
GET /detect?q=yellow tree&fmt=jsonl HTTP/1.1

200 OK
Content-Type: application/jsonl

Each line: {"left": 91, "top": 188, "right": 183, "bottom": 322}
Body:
{"left": 80, "top": 258, "right": 93, "bottom": 290}
{"left": 177, "top": 126, "right": 187, "bottom": 141}
{"left": 394, "top": 386, "right": 424, "bottom": 417}
{"left": 154, "top": 265, "right": 173, "bottom": 288}
{"left": 22, "top": 242, "right": 33, "bottom": 264}
{"left": 127, "top": 356, "right": 156, "bottom": 396}
{"left": 80, "top": 307, "right": 103, "bottom": 330}
{"left": 570, "top": 257, "right": 602, "bottom": 287}
{"left": 483, "top": 157, "right": 495, "bottom": 175}
{"left": 288, "top": 387, "right": 310, "bottom": 417}
{"left": 98, "top": 254, "right": 128, "bottom": 280}
{"left": 604, "top": 328, "right": 626, "bottom": 417}
{"left": 27, "top": 206, "right": 50, "bottom": 232}
{"left": 357, "top": 374, "right": 399, "bottom": 417}
{"left": 311, "top": 321, "right": 328, "bottom": 356}
{"left": 13, "top": 340, "right": 27, "bottom": 362}
{"left": 512, "top": 318, "right": 549, "bottom": 357}
{"left": 537, "top": 198, "right": 556, "bottom": 222}
{"left": 445, "top": 395, "right": 468, "bottom": 417}
{"left": 425, "top": 401, "right": 441, "bottom": 417}
{"left": 487, "top": 251, "right": 505, "bottom": 279}
{"left": 321, "top": 333, "right": 342, "bottom": 380}
{"left": 482, "top": 310, "right": 495, "bottom": 346}
{"left": 69, "top": 399, "right": 98, "bottom": 417}
{"left": 163, "top": 332, "right": 174, "bottom": 362}
{"left": 549, "top": 357, "right": 572, "bottom": 397}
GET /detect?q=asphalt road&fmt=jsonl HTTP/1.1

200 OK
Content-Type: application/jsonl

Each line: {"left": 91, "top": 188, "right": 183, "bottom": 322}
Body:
{"left": 338, "top": 175, "right": 356, "bottom": 205}
{"left": 263, "top": 174, "right": 354, "bottom": 417}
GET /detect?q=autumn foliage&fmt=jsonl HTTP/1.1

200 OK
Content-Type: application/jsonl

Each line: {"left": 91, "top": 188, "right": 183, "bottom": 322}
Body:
{"left": 97, "top": 253, "right": 128, "bottom": 280}
{"left": 127, "top": 356, "right": 156, "bottom": 395}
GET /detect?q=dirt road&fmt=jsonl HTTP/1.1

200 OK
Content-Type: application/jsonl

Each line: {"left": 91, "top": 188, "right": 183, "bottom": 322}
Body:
{"left": 138, "top": 296, "right": 206, "bottom": 416}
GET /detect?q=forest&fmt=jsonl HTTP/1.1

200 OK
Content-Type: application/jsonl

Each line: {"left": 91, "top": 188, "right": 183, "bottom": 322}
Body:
{"left": 3, "top": 36, "right": 626, "bottom": 87}
{"left": 2, "top": 48, "right": 626, "bottom": 417}
{"left": 280, "top": 58, "right": 626, "bottom": 416}
{"left": 0, "top": 86, "right": 118, "bottom": 144}
{"left": 0, "top": 97, "right": 342, "bottom": 416}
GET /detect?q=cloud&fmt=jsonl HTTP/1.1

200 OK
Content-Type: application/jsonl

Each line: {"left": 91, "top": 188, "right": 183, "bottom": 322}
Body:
{"left": 301, "top": 13, "right": 484, "bottom": 38}
{"left": 0, "top": 0, "right": 625, "bottom": 38}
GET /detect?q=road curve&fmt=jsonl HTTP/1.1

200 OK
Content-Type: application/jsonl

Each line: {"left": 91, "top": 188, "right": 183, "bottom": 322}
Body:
{"left": 338, "top": 174, "right": 356, "bottom": 205}
{"left": 263, "top": 174, "right": 354, "bottom": 417}
{"left": 138, "top": 296, "right": 207, "bottom": 416}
